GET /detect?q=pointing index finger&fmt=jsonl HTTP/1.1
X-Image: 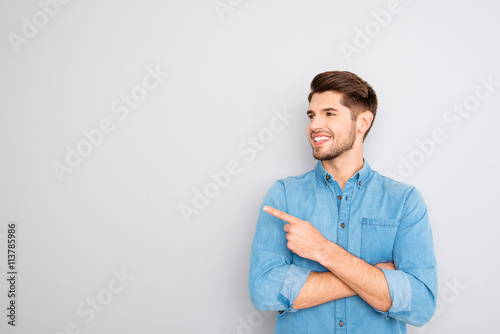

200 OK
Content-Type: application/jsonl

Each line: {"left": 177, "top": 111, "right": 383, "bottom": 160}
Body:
{"left": 263, "top": 206, "right": 301, "bottom": 224}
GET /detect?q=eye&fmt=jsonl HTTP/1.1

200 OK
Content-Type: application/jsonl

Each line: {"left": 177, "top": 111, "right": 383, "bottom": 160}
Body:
{"left": 327, "top": 112, "right": 336, "bottom": 116}
{"left": 308, "top": 114, "right": 315, "bottom": 120}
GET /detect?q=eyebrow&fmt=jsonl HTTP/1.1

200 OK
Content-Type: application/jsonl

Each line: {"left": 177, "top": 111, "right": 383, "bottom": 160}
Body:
{"left": 306, "top": 107, "right": 341, "bottom": 115}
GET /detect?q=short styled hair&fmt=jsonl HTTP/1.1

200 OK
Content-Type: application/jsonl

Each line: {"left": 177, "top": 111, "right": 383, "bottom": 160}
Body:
{"left": 308, "top": 71, "right": 378, "bottom": 141}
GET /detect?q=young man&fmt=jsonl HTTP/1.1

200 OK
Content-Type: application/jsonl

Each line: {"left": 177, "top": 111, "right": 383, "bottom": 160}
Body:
{"left": 248, "top": 71, "right": 438, "bottom": 333}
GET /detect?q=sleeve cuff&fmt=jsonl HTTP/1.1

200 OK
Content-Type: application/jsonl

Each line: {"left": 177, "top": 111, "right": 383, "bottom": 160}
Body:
{"left": 376, "top": 268, "right": 412, "bottom": 318}
{"left": 278, "top": 264, "right": 311, "bottom": 313}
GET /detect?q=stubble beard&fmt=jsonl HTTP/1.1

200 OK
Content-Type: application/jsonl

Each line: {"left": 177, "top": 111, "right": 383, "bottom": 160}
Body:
{"left": 312, "top": 122, "right": 357, "bottom": 161}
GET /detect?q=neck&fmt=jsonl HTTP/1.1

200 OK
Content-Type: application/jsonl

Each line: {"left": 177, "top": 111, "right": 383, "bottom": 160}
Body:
{"left": 321, "top": 150, "right": 364, "bottom": 190}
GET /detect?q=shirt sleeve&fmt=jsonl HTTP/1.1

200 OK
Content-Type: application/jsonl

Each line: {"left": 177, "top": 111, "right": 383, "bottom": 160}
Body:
{"left": 374, "top": 186, "right": 438, "bottom": 327}
{"left": 248, "top": 180, "right": 311, "bottom": 312}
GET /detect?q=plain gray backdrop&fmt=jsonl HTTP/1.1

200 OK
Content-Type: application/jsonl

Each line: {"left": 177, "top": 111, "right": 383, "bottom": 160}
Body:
{"left": 1, "top": 0, "right": 499, "bottom": 333}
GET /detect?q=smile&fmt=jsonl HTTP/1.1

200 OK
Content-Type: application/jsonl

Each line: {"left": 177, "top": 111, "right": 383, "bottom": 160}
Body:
{"left": 312, "top": 136, "right": 331, "bottom": 144}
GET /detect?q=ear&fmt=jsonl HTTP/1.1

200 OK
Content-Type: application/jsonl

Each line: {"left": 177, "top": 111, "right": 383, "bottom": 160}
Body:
{"left": 357, "top": 111, "right": 374, "bottom": 135}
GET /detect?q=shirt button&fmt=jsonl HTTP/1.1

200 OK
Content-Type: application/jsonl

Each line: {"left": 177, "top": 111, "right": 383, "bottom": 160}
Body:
{"left": 339, "top": 320, "right": 344, "bottom": 327}
{"left": 359, "top": 181, "right": 362, "bottom": 186}
{"left": 337, "top": 195, "right": 341, "bottom": 200}
{"left": 326, "top": 175, "right": 330, "bottom": 180}
{"left": 340, "top": 223, "right": 345, "bottom": 228}
{"left": 325, "top": 181, "right": 328, "bottom": 186}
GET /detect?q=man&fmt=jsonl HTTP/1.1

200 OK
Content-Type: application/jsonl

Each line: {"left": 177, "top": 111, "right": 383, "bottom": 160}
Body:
{"left": 248, "top": 71, "right": 437, "bottom": 333}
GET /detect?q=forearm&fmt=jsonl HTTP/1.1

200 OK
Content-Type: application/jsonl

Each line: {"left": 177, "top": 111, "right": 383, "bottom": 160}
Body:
{"left": 318, "top": 240, "right": 392, "bottom": 312}
{"left": 293, "top": 271, "right": 356, "bottom": 310}
{"left": 260, "top": 205, "right": 394, "bottom": 312}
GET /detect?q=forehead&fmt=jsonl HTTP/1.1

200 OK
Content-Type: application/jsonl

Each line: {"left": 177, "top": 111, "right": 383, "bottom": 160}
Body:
{"left": 308, "top": 91, "right": 348, "bottom": 112}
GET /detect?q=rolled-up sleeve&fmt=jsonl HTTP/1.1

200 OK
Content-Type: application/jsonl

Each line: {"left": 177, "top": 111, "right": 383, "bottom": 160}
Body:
{"left": 379, "top": 268, "right": 412, "bottom": 315}
{"left": 278, "top": 264, "right": 311, "bottom": 311}
{"left": 249, "top": 181, "right": 311, "bottom": 312}
{"left": 374, "top": 187, "right": 438, "bottom": 327}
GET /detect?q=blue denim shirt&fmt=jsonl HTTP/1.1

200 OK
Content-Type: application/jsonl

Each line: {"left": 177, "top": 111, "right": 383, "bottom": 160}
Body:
{"left": 249, "top": 159, "right": 437, "bottom": 333}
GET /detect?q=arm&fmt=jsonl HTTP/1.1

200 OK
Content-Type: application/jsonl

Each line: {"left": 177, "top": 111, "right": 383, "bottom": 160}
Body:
{"left": 372, "top": 187, "right": 438, "bottom": 326}
{"left": 293, "top": 262, "right": 395, "bottom": 310}
{"left": 316, "top": 241, "right": 393, "bottom": 311}
{"left": 293, "top": 271, "right": 356, "bottom": 310}
{"left": 248, "top": 181, "right": 310, "bottom": 312}
{"left": 263, "top": 206, "right": 396, "bottom": 312}
{"left": 249, "top": 181, "right": 361, "bottom": 312}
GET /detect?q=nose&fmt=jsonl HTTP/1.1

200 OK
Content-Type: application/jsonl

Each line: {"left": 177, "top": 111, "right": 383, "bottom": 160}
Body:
{"left": 309, "top": 115, "right": 325, "bottom": 131}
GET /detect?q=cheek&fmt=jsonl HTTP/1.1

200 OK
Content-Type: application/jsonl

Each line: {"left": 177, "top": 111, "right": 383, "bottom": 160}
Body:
{"left": 323, "top": 121, "right": 339, "bottom": 133}
{"left": 328, "top": 118, "right": 350, "bottom": 133}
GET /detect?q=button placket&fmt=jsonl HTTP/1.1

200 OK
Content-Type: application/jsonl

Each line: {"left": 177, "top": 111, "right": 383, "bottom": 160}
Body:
{"left": 335, "top": 179, "right": 355, "bottom": 332}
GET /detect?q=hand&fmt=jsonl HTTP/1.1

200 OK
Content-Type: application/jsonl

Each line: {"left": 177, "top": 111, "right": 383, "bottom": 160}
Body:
{"left": 263, "top": 206, "right": 328, "bottom": 262}
{"left": 374, "top": 262, "right": 396, "bottom": 270}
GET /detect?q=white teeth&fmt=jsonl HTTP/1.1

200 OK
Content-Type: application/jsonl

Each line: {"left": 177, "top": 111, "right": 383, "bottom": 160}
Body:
{"left": 314, "top": 136, "right": 331, "bottom": 142}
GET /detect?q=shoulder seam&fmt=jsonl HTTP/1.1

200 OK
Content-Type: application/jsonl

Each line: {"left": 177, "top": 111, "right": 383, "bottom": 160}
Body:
{"left": 401, "top": 186, "right": 416, "bottom": 219}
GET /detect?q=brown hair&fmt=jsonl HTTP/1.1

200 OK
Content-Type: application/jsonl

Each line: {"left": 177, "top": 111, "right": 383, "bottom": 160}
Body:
{"left": 308, "top": 71, "right": 377, "bottom": 141}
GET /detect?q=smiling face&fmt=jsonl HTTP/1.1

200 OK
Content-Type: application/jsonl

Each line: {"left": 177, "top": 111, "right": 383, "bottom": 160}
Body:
{"left": 307, "top": 91, "right": 359, "bottom": 161}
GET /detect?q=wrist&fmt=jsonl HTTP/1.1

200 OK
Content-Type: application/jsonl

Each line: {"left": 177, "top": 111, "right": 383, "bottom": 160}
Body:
{"left": 316, "top": 239, "right": 338, "bottom": 266}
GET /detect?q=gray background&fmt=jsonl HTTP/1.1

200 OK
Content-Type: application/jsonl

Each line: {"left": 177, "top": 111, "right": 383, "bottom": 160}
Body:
{"left": 1, "top": 0, "right": 499, "bottom": 333}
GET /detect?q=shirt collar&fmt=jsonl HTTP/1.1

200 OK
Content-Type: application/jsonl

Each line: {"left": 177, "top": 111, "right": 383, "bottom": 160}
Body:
{"left": 314, "top": 158, "right": 372, "bottom": 188}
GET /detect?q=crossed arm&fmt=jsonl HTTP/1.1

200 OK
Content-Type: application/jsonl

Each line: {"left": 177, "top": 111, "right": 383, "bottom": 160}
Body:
{"left": 263, "top": 206, "right": 394, "bottom": 312}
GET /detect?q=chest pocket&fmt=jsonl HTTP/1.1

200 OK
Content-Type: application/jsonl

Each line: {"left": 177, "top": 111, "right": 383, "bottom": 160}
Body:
{"left": 360, "top": 218, "right": 400, "bottom": 265}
